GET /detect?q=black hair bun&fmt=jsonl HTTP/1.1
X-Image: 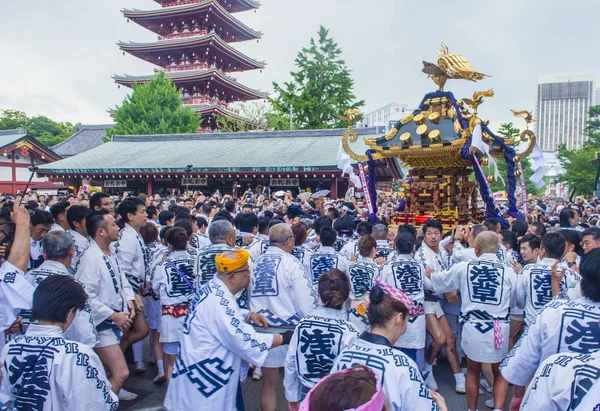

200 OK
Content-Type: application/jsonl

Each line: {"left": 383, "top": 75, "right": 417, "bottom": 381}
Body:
{"left": 369, "top": 285, "right": 385, "bottom": 304}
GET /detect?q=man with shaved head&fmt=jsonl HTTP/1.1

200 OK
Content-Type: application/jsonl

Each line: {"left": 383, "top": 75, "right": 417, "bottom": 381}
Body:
{"left": 248, "top": 223, "right": 318, "bottom": 411}
{"left": 426, "top": 230, "right": 518, "bottom": 411}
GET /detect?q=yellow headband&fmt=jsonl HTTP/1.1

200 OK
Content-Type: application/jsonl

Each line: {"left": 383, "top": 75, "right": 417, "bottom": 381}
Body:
{"left": 215, "top": 249, "right": 250, "bottom": 273}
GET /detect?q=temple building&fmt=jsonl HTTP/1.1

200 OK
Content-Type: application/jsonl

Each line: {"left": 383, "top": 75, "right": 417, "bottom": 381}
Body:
{"left": 114, "top": 0, "right": 266, "bottom": 130}
{"left": 36, "top": 127, "right": 401, "bottom": 197}
{"left": 0, "top": 129, "right": 62, "bottom": 194}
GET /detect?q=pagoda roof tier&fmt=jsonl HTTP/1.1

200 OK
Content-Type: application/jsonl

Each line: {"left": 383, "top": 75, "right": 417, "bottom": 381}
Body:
{"left": 153, "top": 0, "right": 259, "bottom": 13}
{"left": 122, "top": 0, "right": 261, "bottom": 43}
{"left": 113, "top": 69, "right": 267, "bottom": 101}
{"left": 117, "top": 31, "right": 265, "bottom": 72}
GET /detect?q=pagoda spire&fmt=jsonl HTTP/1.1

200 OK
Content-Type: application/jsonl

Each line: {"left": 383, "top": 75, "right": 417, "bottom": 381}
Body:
{"left": 116, "top": 0, "right": 266, "bottom": 130}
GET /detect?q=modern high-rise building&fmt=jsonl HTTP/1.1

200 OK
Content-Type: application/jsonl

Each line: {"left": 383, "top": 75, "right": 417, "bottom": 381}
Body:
{"left": 536, "top": 73, "right": 597, "bottom": 152}
{"left": 360, "top": 102, "right": 415, "bottom": 130}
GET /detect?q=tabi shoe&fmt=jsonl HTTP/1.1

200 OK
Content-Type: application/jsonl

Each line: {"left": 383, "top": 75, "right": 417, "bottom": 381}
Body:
{"left": 153, "top": 373, "right": 166, "bottom": 384}
{"left": 118, "top": 388, "right": 138, "bottom": 401}
{"left": 423, "top": 371, "right": 438, "bottom": 391}
{"left": 455, "top": 373, "right": 466, "bottom": 394}
{"left": 252, "top": 367, "right": 263, "bottom": 381}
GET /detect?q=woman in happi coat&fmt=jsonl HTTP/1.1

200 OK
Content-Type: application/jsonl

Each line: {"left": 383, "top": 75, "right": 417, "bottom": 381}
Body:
{"left": 291, "top": 222, "right": 312, "bottom": 268}
{"left": 151, "top": 226, "right": 196, "bottom": 382}
{"left": 284, "top": 269, "right": 360, "bottom": 409}
{"left": 332, "top": 280, "right": 442, "bottom": 411}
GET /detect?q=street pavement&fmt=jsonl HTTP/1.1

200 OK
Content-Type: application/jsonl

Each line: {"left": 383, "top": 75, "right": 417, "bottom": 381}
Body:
{"left": 118, "top": 357, "right": 513, "bottom": 411}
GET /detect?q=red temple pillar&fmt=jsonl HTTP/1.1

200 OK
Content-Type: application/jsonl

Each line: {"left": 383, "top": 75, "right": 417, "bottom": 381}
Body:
{"left": 147, "top": 177, "right": 153, "bottom": 195}
{"left": 331, "top": 177, "right": 339, "bottom": 199}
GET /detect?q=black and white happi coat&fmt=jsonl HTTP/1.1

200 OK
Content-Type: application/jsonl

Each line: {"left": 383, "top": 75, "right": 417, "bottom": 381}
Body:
{"left": 332, "top": 332, "right": 440, "bottom": 411}
{"left": 307, "top": 246, "right": 350, "bottom": 284}
{"left": 520, "top": 350, "right": 600, "bottom": 411}
{"left": 0, "top": 262, "right": 35, "bottom": 354}
{"left": 23, "top": 260, "right": 98, "bottom": 348}
{"left": 68, "top": 229, "right": 90, "bottom": 274}
{"left": 112, "top": 223, "right": 146, "bottom": 293}
{"left": 516, "top": 257, "right": 581, "bottom": 326}
{"left": 283, "top": 306, "right": 359, "bottom": 402}
{"left": 0, "top": 324, "right": 118, "bottom": 411}
{"left": 379, "top": 254, "right": 426, "bottom": 350}
{"left": 500, "top": 296, "right": 600, "bottom": 387}
{"left": 163, "top": 276, "right": 273, "bottom": 411}
{"left": 429, "top": 253, "right": 517, "bottom": 362}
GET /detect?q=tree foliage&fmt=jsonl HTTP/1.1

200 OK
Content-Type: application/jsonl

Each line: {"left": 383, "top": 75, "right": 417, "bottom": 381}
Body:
{"left": 269, "top": 26, "right": 364, "bottom": 130}
{"left": 109, "top": 71, "right": 201, "bottom": 136}
{"left": 491, "top": 122, "right": 544, "bottom": 196}
{"left": 215, "top": 102, "right": 279, "bottom": 132}
{"left": 0, "top": 109, "right": 77, "bottom": 147}
{"left": 557, "top": 105, "right": 600, "bottom": 195}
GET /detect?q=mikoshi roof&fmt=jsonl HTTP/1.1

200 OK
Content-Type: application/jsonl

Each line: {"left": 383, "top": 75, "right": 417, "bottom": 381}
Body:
{"left": 122, "top": 0, "right": 262, "bottom": 42}
{"left": 152, "top": 0, "right": 260, "bottom": 13}
{"left": 362, "top": 90, "right": 474, "bottom": 169}
{"left": 113, "top": 69, "right": 267, "bottom": 100}
{"left": 117, "top": 31, "right": 265, "bottom": 72}
{"left": 37, "top": 127, "right": 385, "bottom": 175}
{"left": 52, "top": 124, "right": 114, "bottom": 157}
{"left": 0, "top": 128, "right": 61, "bottom": 160}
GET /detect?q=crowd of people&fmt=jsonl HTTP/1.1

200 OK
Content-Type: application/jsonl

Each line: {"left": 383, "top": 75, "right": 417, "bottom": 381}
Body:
{"left": 0, "top": 187, "right": 599, "bottom": 411}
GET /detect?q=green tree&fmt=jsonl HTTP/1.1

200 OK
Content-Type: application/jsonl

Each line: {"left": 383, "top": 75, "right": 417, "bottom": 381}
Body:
{"left": 215, "top": 101, "right": 276, "bottom": 132}
{"left": 269, "top": 26, "right": 365, "bottom": 130}
{"left": 0, "top": 109, "right": 76, "bottom": 147}
{"left": 491, "top": 122, "right": 544, "bottom": 196}
{"left": 109, "top": 71, "right": 200, "bottom": 136}
{"left": 557, "top": 105, "right": 600, "bottom": 195}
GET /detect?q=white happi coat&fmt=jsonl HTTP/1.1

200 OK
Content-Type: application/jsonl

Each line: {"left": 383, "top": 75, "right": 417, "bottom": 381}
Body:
{"left": 189, "top": 232, "right": 210, "bottom": 251}
{"left": 379, "top": 254, "right": 426, "bottom": 349}
{"left": 376, "top": 240, "right": 394, "bottom": 259}
{"left": 429, "top": 253, "right": 517, "bottom": 362}
{"left": 193, "top": 243, "right": 231, "bottom": 288}
{"left": 112, "top": 223, "right": 146, "bottom": 293}
{"left": 0, "top": 324, "right": 118, "bottom": 411}
{"left": 516, "top": 257, "right": 581, "bottom": 326}
{"left": 144, "top": 241, "right": 168, "bottom": 330}
{"left": 520, "top": 350, "right": 600, "bottom": 411}
{"left": 291, "top": 245, "right": 312, "bottom": 269}
{"left": 348, "top": 257, "right": 379, "bottom": 300}
{"left": 339, "top": 239, "right": 358, "bottom": 261}
{"left": 164, "top": 277, "right": 273, "bottom": 411}
{"left": 283, "top": 306, "right": 359, "bottom": 402}
{"left": 24, "top": 260, "right": 98, "bottom": 347}
{"left": 237, "top": 232, "right": 269, "bottom": 263}
{"left": 500, "top": 297, "right": 600, "bottom": 386}
{"left": 249, "top": 246, "right": 318, "bottom": 327}
{"left": 307, "top": 246, "right": 350, "bottom": 283}
{"left": 332, "top": 333, "right": 440, "bottom": 411}
{"left": 452, "top": 242, "right": 477, "bottom": 263}
{"left": 415, "top": 242, "right": 449, "bottom": 313}
{"left": 76, "top": 240, "right": 134, "bottom": 326}
{"left": 334, "top": 234, "right": 354, "bottom": 253}
{"left": 68, "top": 229, "right": 90, "bottom": 274}
{"left": 0, "top": 262, "right": 35, "bottom": 353}
{"left": 152, "top": 250, "right": 196, "bottom": 343}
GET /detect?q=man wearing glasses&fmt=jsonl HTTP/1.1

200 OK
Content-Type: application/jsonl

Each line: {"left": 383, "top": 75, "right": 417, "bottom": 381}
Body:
{"left": 90, "top": 192, "right": 114, "bottom": 213}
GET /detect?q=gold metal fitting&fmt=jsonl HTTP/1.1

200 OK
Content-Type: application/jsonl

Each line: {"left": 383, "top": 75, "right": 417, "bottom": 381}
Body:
{"left": 456, "top": 100, "right": 464, "bottom": 108}
{"left": 400, "top": 113, "right": 414, "bottom": 124}
{"left": 515, "top": 170, "right": 521, "bottom": 177}
{"left": 487, "top": 175, "right": 495, "bottom": 183}
{"left": 514, "top": 155, "right": 520, "bottom": 163}
{"left": 414, "top": 113, "right": 426, "bottom": 125}
{"left": 428, "top": 112, "right": 441, "bottom": 124}
{"left": 428, "top": 129, "right": 441, "bottom": 142}
{"left": 400, "top": 132, "right": 412, "bottom": 144}
{"left": 481, "top": 157, "right": 489, "bottom": 166}
{"left": 416, "top": 124, "right": 429, "bottom": 136}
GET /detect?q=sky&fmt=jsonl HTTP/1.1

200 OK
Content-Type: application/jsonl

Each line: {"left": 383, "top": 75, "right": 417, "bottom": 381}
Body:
{"left": 1, "top": 0, "right": 598, "bottom": 131}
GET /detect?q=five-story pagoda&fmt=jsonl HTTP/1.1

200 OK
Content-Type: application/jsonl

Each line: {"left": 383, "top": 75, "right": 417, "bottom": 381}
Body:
{"left": 114, "top": 0, "right": 267, "bottom": 130}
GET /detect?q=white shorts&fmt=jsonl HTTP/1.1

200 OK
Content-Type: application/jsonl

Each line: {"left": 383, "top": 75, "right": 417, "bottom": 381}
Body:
{"left": 96, "top": 328, "right": 121, "bottom": 348}
{"left": 144, "top": 296, "right": 161, "bottom": 330}
{"left": 159, "top": 314, "right": 184, "bottom": 344}
{"left": 163, "top": 341, "right": 180, "bottom": 355}
{"left": 262, "top": 344, "right": 289, "bottom": 368}
{"left": 424, "top": 301, "right": 444, "bottom": 318}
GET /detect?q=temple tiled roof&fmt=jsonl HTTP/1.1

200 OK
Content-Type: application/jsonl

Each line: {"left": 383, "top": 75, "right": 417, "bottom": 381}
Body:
{"left": 37, "top": 127, "right": 385, "bottom": 174}
{"left": 0, "top": 128, "right": 61, "bottom": 160}
{"left": 113, "top": 69, "right": 267, "bottom": 100}
{"left": 122, "top": 0, "right": 262, "bottom": 41}
{"left": 117, "top": 32, "right": 265, "bottom": 70}
{"left": 52, "top": 124, "right": 114, "bottom": 157}
{"left": 153, "top": 0, "right": 260, "bottom": 13}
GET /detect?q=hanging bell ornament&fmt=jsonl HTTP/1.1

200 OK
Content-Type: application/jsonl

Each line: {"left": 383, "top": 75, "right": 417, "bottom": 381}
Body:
{"left": 514, "top": 155, "right": 520, "bottom": 163}
{"left": 487, "top": 175, "right": 495, "bottom": 183}
{"left": 515, "top": 170, "right": 521, "bottom": 177}
{"left": 481, "top": 157, "right": 489, "bottom": 166}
